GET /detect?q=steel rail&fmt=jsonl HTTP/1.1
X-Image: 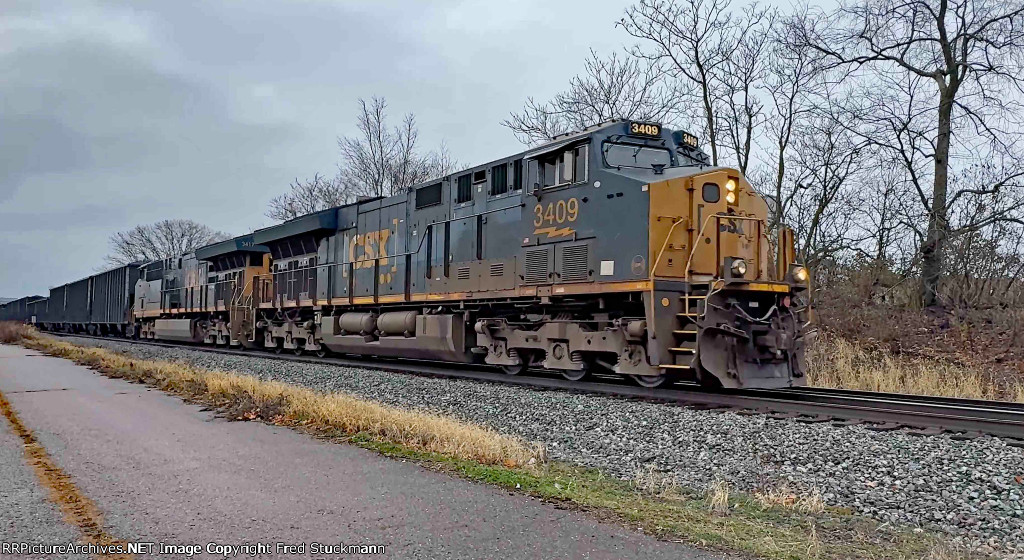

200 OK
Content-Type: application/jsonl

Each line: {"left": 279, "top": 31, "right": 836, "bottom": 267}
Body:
{"left": 42, "top": 333, "right": 1024, "bottom": 442}
{"left": 784, "top": 386, "right": 1024, "bottom": 412}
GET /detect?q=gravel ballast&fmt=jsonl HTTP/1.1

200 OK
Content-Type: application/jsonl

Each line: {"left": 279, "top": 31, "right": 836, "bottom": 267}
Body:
{"left": 62, "top": 337, "right": 1024, "bottom": 553}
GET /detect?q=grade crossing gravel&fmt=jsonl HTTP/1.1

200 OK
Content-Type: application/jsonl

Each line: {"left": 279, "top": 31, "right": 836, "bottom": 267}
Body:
{"left": 62, "top": 337, "right": 1024, "bottom": 554}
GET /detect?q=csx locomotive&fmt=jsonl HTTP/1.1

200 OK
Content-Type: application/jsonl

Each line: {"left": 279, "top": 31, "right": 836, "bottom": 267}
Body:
{"left": 8, "top": 121, "right": 810, "bottom": 388}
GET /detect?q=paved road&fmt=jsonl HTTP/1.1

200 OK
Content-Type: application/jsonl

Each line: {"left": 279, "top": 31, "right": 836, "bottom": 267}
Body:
{"left": 0, "top": 344, "right": 727, "bottom": 559}
{"left": 0, "top": 406, "right": 88, "bottom": 560}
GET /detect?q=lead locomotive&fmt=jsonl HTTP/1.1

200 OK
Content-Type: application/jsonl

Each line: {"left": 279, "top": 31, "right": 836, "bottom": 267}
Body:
{"left": 18, "top": 121, "right": 810, "bottom": 389}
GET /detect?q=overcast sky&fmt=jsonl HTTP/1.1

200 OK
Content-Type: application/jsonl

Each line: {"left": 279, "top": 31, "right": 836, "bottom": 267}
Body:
{"left": 1, "top": 0, "right": 640, "bottom": 296}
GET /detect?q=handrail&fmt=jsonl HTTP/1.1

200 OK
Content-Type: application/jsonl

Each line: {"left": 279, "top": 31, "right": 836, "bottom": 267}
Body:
{"left": 647, "top": 215, "right": 687, "bottom": 341}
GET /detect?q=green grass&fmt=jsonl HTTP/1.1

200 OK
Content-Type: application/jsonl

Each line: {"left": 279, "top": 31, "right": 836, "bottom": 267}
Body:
{"left": 344, "top": 434, "right": 974, "bottom": 560}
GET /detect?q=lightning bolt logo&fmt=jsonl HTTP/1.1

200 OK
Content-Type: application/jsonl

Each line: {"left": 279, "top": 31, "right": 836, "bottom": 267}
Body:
{"left": 533, "top": 227, "right": 575, "bottom": 239}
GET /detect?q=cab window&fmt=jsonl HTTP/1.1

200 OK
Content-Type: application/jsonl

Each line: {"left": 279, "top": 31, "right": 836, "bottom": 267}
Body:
{"left": 603, "top": 142, "right": 671, "bottom": 170}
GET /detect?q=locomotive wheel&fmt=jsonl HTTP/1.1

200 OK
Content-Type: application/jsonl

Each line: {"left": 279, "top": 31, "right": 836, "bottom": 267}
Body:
{"left": 501, "top": 362, "right": 528, "bottom": 375}
{"left": 631, "top": 374, "right": 666, "bottom": 388}
{"left": 273, "top": 345, "right": 284, "bottom": 354}
{"left": 315, "top": 348, "right": 329, "bottom": 358}
{"left": 561, "top": 359, "right": 592, "bottom": 382}
{"left": 561, "top": 369, "right": 590, "bottom": 382}
{"left": 293, "top": 347, "right": 304, "bottom": 356}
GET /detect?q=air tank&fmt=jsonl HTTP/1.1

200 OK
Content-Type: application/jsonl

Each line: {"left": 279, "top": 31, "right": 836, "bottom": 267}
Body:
{"left": 339, "top": 313, "right": 377, "bottom": 335}
{"left": 377, "top": 311, "right": 418, "bottom": 337}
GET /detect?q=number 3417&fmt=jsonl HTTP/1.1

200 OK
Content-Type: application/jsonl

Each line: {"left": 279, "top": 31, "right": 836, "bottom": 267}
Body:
{"left": 534, "top": 198, "right": 580, "bottom": 226}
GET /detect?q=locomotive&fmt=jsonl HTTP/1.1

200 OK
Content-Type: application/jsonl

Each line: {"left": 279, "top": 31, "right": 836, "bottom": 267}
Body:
{"left": 10, "top": 121, "right": 810, "bottom": 389}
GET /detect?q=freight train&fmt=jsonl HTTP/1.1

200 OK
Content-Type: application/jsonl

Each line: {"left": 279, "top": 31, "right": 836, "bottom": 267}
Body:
{"left": 3, "top": 121, "right": 811, "bottom": 389}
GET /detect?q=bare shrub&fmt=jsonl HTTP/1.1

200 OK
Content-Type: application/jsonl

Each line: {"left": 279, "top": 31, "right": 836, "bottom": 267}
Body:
{"left": 754, "top": 484, "right": 825, "bottom": 514}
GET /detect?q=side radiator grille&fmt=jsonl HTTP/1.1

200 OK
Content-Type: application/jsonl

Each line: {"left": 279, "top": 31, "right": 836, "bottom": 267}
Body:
{"left": 523, "top": 249, "right": 550, "bottom": 284}
{"left": 456, "top": 267, "right": 471, "bottom": 281}
{"left": 489, "top": 262, "right": 504, "bottom": 277}
{"left": 561, "top": 245, "right": 590, "bottom": 282}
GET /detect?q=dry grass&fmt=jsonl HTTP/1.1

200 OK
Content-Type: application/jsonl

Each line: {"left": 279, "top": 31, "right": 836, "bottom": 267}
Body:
{"left": 631, "top": 464, "right": 682, "bottom": 497}
{"left": 923, "top": 542, "right": 975, "bottom": 560}
{"left": 807, "top": 334, "right": 1024, "bottom": 403}
{"left": 706, "top": 479, "right": 731, "bottom": 516}
{"left": 5, "top": 327, "right": 541, "bottom": 468}
{"left": 754, "top": 485, "right": 826, "bottom": 514}
{"left": 0, "top": 321, "right": 33, "bottom": 344}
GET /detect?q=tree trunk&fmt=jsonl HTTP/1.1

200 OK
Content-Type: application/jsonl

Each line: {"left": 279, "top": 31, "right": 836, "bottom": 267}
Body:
{"left": 920, "top": 93, "right": 953, "bottom": 308}
{"left": 698, "top": 70, "right": 718, "bottom": 165}
{"left": 703, "top": 93, "right": 718, "bottom": 165}
{"left": 774, "top": 142, "right": 785, "bottom": 230}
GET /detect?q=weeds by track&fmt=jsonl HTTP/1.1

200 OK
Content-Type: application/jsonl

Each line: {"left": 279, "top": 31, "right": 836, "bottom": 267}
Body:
{"left": 51, "top": 332, "right": 1024, "bottom": 442}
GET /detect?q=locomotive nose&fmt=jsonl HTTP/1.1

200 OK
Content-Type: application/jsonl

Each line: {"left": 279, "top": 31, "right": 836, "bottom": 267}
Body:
{"left": 648, "top": 172, "right": 770, "bottom": 282}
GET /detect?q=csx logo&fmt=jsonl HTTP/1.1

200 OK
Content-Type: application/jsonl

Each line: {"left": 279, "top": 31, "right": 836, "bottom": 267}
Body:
{"left": 719, "top": 219, "right": 745, "bottom": 235}
{"left": 348, "top": 229, "right": 392, "bottom": 269}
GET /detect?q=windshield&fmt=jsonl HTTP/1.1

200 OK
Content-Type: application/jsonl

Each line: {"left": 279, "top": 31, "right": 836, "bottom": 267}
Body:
{"left": 603, "top": 142, "right": 672, "bottom": 170}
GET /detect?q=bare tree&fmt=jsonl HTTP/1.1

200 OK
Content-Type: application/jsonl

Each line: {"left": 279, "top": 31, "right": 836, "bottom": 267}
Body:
{"left": 266, "top": 173, "right": 347, "bottom": 222}
{"left": 852, "top": 162, "right": 916, "bottom": 268}
{"left": 620, "top": 0, "right": 740, "bottom": 165}
{"left": 337, "top": 97, "right": 458, "bottom": 199}
{"left": 762, "top": 17, "right": 828, "bottom": 230}
{"left": 788, "top": 0, "right": 1024, "bottom": 306}
{"left": 785, "top": 93, "right": 869, "bottom": 268}
{"left": 717, "top": 4, "right": 773, "bottom": 173}
{"left": 105, "top": 219, "right": 230, "bottom": 267}
{"left": 503, "top": 49, "right": 685, "bottom": 145}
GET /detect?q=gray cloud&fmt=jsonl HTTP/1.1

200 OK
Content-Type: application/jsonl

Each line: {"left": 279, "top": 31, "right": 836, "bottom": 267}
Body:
{"left": 0, "top": 0, "right": 629, "bottom": 296}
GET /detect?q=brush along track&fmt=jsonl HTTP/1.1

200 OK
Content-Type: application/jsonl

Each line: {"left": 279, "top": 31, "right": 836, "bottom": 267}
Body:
{"left": 47, "top": 333, "right": 1024, "bottom": 442}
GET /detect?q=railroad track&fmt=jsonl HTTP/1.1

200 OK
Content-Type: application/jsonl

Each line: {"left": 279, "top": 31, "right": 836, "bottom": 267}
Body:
{"left": 44, "top": 333, "right": 1024, "bottom": 443}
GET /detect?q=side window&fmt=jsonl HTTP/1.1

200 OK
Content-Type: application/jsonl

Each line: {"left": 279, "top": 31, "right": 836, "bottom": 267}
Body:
{"left": 512, "top": 159, "right": 523, "bottom": 191}
{"left": 542, "top": 158, "right": 556, "bottom": 187}
{"left": 556, "top": 151, "right": 570, "bottom": 185}
{"left": 534, "top": 144, "right": 589, "bottom": 188}
{"left": 574, "top": 145, "right": 588, "bottom": 183}
{"left": 491, "top": 164, "right": 508, "bottom": 196}
{"left": 456, "top": 174, "right": 472, "bottom": 203}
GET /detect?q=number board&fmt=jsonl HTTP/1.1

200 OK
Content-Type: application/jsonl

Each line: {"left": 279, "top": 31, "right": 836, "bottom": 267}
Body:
{"left": 679, "top": 131, "right": 699, "bottom": 149}
{"left": 628, "top": 121, "right": 662, "bottom": 138}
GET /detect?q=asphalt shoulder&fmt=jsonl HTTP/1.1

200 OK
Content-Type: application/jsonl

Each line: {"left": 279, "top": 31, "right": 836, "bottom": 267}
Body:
{"left": 0, "top": 344, "right": 728, "bottom": 560}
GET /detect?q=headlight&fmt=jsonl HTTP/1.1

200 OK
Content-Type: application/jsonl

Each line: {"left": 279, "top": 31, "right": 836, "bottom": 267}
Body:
{"left": 730, "top": 259, "right": 747, "bottom": 277}
{"left": 793, "top": 266, "right": 808, "bottom": 282}
{"left": 725, "top": 191, "right": 737, "bottom": 204}
{"left": 725, "top": 179, "right": 737, "bottom": 192}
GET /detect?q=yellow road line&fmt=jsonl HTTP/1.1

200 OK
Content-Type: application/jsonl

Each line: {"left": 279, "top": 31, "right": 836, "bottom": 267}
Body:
{"left": 0, "top": 387, "right": 132, "bottom": 560}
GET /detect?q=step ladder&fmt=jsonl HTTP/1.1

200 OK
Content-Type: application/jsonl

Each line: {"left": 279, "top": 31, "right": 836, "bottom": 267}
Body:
{"left": 660, "top": 289, "right": 707, "bottom": 372}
